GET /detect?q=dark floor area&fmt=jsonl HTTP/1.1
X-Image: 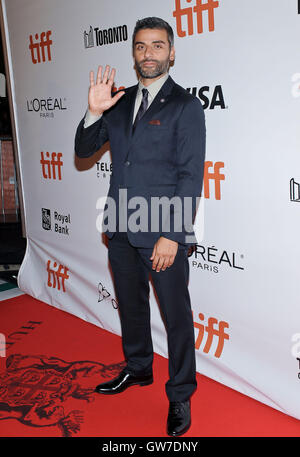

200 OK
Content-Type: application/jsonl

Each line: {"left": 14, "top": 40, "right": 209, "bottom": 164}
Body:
{"left": 0, "top": 222, "right": 26, "bottom": 283}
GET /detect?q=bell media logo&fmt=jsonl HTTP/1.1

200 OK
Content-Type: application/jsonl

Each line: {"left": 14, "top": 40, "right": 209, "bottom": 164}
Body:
{"left": 173, "top": 0, "right": 219, "bottom": 37}
{"left": 29, "top": 31, "right": 53, "bottom": 64}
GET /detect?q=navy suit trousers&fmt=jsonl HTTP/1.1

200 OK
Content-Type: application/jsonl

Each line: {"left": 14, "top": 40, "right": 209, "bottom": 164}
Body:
{"left": 108, "top": 230, "right": 197, "bottom": 402}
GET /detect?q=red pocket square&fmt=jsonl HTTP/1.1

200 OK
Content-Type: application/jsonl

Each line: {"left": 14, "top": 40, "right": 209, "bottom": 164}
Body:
{"left": 149, "top": 119, "right": 161, "bottom": 125}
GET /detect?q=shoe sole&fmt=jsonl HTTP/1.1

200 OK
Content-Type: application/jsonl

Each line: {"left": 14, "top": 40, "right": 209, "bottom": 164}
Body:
{"left": 95, "top": 378, "right": 153, "bottom": 395}
{"left": 167, "top": 420, "right": 191, "bottom": 437}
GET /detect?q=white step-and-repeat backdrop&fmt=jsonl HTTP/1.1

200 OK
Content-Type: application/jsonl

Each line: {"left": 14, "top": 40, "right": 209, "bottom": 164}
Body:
{"left": 2, "top": 0, "right": 300, "bottom": 421}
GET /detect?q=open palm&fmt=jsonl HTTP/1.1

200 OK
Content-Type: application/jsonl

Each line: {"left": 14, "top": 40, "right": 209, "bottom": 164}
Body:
{"left": 88, "top": 65, "right": 125, "bottom": 116}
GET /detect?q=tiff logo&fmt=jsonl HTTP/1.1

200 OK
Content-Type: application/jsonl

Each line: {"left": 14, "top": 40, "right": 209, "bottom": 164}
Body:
{"left": 0, "top": 333, "right": 6, "bottom": 357}
{"left": 29, "top": 31, "right": 53, "bottom": 64}
{"left": 40, "top": 152, "right": 63, "bottom": 180}
{"left": 47, "top": 260, "right": 69, "bottom": 292}
{"left": 193, "top": 312, "right": 229, "bottom": 358}
{"left": 290, "top": 178, "right": 300, "bottom": 202}
{"left": 204, "top": 161, "right": 225, "bottom": 200}
{"left": 173, "top": 0, "right": 219, "bottom": 37}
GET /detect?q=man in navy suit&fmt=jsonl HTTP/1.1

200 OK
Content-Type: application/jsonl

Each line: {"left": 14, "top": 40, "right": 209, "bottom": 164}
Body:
{"left": 75, "top": 17, "right": 206, "bottom": 436}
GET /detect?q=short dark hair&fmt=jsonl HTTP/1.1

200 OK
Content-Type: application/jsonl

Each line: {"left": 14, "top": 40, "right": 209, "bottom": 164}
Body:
{"left": 132, "top": 17, "right": 174, "bottom": 49}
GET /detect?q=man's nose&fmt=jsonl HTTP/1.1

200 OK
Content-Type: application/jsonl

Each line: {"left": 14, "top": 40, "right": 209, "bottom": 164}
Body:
{"left": 144, "top": 46, "right": 154, "bottom": 59}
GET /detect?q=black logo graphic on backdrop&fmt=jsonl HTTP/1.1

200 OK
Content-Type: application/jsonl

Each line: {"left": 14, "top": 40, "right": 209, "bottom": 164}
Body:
{"left": 298, "top": 0, "right": 300, "bottom": 14}
{"left": 96, "top": 161, "right": 112, "bottom": 178}
{"left": 290, "top": 178, "right": 300, "bottom": 202}
{"left": 98, "top": 282, "right": 118, "bottom": 309}
{"left": 42, "top": 208, "right": 51, "bottom": 230}
{"left": 83, "top": 24, "right": 128, "bottom": 48}
{"left": 41, "top": 208, "right": 71, "bottom": 235}
{"left": 0, "top": 354, "right": 126, "bottom": 436}
{"left": 27, "top": 97, "right": 67, "bottom": 118}
{"left": 189, "top": 243, "right": 244, "bottom": 273}
{"left": 186, "top": 85, "right": 226, "bottom": 109}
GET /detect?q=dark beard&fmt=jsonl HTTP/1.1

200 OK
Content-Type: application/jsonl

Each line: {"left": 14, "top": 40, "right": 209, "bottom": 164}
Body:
{"left": 135, "top": 58, "right": 170, "bottom": 79}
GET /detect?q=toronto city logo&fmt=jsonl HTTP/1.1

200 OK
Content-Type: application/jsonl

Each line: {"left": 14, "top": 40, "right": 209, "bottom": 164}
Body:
{"left": 29, "top": 31, "right": 53, "bottom": 64}
{"left": 84, "top": 24, "right": 128, "bottom": 48}
{"left": 193, "top": 311, "right": 229, "bottom": 358}
{"left": 40, "top": 152, "right": 63, "bottom": 180}
{"left": 173, "top": 0, "right": 219, "bottom": 37}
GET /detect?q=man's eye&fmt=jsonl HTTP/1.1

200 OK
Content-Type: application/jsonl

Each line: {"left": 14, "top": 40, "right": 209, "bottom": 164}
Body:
{"left": 137, "top": 45, "right": 144, "bottom": 51}
{"left": 154, "top": 45, "right": 162, "bottom": 49}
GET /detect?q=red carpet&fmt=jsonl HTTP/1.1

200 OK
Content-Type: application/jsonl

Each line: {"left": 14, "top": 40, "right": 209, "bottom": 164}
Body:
{"left": 0, "top": 294, "right": 300, "bottom": 437}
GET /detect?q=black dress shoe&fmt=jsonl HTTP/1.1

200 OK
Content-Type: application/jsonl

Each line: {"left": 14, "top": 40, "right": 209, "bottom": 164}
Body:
{"left": 167, "top": 400, "right": 191, "bottom": 436}
{"left": 94, "top": 370, "right": 153, "bottom": 394}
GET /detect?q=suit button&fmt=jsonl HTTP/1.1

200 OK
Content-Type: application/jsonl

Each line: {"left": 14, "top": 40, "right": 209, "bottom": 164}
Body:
{"left": 124, "top": 160, "right": 131, "bottom": 166}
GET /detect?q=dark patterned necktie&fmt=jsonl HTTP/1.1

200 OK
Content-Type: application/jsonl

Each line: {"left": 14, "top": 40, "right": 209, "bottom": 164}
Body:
{"left": 132, "top": 88, "right": 149, "bottom": 131}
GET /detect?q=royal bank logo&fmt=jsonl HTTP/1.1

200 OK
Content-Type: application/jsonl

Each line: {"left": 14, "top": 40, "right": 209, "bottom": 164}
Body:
{"left": 290, "top": 178, "right": 300, "bottom": 202}
{"left": 83, "top": 24, "right": 128, "bottom": 48}
{"left": 189, "top": 243, "right": 244, "bottom": 273}
{"left": 42, "top": 208, "right": 51, "bottom": 230}
{"left": 186, "top": 85, "right": 226, "bottom": 109}
{"left": 173, "top": 0, "right": 219, "bottom": 37}
{"left": 26, "top": 97, "right": 67, "bottom": 118}
{"left": 29, "top": 31, "right": 53, "bottom": 64}
{"left": 42, "top": 208, "right": 71, "bottom": 235}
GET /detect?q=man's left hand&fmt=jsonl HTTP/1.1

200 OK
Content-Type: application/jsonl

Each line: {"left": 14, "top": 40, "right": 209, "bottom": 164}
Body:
{"left": 150, "top": 237, "right": 178, "bottom": 272}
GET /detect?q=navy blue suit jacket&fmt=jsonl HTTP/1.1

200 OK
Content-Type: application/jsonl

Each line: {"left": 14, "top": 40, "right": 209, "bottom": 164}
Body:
{"left": 75, "top": 75, "right": 206, "bottom": 248}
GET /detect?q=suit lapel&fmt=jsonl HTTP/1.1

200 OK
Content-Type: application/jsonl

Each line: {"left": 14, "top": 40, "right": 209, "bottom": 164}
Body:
{"left": 121, "top": 84, "right": 138, "bottom": 142}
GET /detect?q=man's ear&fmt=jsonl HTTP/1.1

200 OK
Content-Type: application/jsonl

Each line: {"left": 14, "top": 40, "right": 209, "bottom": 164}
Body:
{"left": 170, "top": 46, "right": 175, "bottom": 61}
